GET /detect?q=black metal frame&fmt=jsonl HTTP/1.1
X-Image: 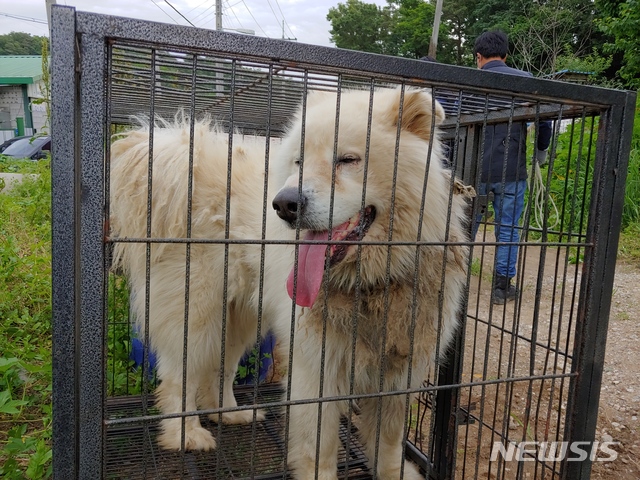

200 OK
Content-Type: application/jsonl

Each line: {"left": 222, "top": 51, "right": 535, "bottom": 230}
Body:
{"left": 51, "top": 5, "right": 636, "bottom": 479}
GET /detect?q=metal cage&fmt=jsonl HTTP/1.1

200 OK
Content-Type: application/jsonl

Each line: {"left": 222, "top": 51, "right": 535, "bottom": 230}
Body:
{"left": 51, "top": 5, "right": 636, "bottom": 479}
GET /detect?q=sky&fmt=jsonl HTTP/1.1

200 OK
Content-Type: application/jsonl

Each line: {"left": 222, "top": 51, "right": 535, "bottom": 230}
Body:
{"left": 0, "top": 0, "right": 389, "bottom": 48}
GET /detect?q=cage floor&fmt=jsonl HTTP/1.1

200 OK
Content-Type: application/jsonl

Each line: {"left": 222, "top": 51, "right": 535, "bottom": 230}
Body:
{"left": 105, "top": 384, "right": 372, "bottom": 479}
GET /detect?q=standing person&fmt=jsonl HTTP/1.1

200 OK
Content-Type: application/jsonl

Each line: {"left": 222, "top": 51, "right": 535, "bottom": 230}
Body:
{"left": 473, "top": 30, "right": 552, "bottom": 304}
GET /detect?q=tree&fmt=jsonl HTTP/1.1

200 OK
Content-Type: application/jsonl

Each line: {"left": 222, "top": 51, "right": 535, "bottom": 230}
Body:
{"left": 598, "top": 0, "right": 640, "bottom": 88}
{"left": 461, "top": 0, "right": 602, "bottom": 75}
{"left": 0, "top": 32, "right": 48, "bottom": 55}
{"left": 440, "top": 0, "right": 477, "bottom": 65}
{"left": 508, "top": 0, "right": 599, "bottom": 75}
{"left": 327, "top": 0, "right": 393, "bottom": 54}
{"left": 386, "top": 0, "right": 436, "bottom": 58}
{"left": 325, "top": 0, "right": 637, "bottom": 86}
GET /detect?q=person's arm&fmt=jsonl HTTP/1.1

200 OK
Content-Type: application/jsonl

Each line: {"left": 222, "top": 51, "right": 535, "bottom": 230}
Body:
{"left": 535, "top": 120, "right": 553, "bottom": 165}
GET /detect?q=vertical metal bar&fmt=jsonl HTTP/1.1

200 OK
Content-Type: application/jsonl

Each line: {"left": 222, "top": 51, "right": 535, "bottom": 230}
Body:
{"left": 50, "top": 5, "right": 79, "bottom": 479}
{"left": 102, "top": 38, "right": 113, "bottom": 477}
{"left": 431, "top": 319, "right": 464, "bottom": 479}
{"left": 563, "top": 90, "right": 637, "bottom": 479}
{"left": 77, "top": 28, "right": 108, "bottom": 479}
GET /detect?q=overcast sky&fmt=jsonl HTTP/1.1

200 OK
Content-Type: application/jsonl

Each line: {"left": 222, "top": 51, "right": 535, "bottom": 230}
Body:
{"left": 0, "top": 0, "right": 389, "bottom": 47}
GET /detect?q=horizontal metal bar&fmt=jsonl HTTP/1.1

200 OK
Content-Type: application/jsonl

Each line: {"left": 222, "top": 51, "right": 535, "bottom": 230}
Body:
{"left": 104, "top": 372, "right": 575, "bottom": 426}
{"left": 71, "top": 8, "right": 631, "bottom": 108}
{"left": 440, "top": 103, "right": 594, "bottom": 128}
{"left": 106, "top": 236, "right": 592, "bottom": 248}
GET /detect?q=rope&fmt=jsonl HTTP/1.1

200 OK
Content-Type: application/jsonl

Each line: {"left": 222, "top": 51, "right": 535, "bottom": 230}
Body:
{"left": 527, "top": 161, "right": 559, "bottom": 233}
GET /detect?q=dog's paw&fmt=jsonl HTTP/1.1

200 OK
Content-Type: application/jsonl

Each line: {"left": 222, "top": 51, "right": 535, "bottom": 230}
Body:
{"left": 209, "top": 408, "right": 265, "bottom": 424}
{"left": 290, "top": 467, "right": 338, "bottom": 480}
{"left": 157, "top": 425, "right": 217, "bottom": 451}
{"left": 378, "top": 461, "right": 423, "bottom": 480}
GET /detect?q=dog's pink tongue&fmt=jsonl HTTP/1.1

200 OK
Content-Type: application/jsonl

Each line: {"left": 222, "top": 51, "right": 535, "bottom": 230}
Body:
{"left": 286, "top": 231, "right": 329, "bottom": 307}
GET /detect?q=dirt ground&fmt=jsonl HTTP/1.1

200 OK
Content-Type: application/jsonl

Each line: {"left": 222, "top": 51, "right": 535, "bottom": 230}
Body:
{"left": 591, "top": 260, "right": 640, "bottom": 479}
{"left": 272, "top": 243, "right": 640, "bottom": 479}
{"left": 456, "top": 236, "right": 640, "bottom": 480}
{"left": 269, "top": 240, "right": 640, "bottom": 479}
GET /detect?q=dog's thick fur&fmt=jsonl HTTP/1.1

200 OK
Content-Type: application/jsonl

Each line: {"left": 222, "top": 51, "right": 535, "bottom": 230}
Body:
{"left": 109, "top": 88, "right": 469, "bottom": 479}
{"left": 275, "top": 88, "right": 469, "bottom": 480}
{"left": 109, "top": 121, "right": 293, "bottom": 451}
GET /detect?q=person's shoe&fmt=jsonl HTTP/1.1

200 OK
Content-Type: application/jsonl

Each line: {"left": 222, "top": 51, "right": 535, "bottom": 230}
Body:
{"left": 492, "top": 275, "right": 518, "bottom": 305}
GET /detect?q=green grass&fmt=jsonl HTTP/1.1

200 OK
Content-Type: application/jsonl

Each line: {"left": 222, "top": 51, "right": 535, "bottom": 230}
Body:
{"left": 0, "top": 159, "right": 53, "bottom": 479}
{"left": 618, "top": 223, "right": 640, "bottom": 262}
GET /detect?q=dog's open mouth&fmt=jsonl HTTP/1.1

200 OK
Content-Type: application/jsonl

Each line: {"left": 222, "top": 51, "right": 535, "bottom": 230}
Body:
{"left": 286, "top": 206, "right": 377, "bottom": 307}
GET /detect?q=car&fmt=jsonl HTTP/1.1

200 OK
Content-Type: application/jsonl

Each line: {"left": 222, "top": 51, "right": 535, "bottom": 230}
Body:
{"left": 0, "top": 135, "right": 51, "bottom": 160}
{"left": 0, "top": 135, "right": 30, "bottom": 153}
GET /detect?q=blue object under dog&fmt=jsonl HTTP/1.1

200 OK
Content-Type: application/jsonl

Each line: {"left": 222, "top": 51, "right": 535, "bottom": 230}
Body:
{"left": 130, "top": 332, "right": 275, "bottom": 384}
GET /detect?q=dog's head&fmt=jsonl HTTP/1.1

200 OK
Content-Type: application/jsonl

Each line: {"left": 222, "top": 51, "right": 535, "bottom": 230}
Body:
{"left": 272, "top": 88, "right": 456, "bottom": 307}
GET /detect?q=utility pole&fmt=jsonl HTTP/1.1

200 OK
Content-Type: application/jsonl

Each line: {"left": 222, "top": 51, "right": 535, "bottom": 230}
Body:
{"left": 281, "top": 19, "right": 297, "bottom": 41}
{"left": 216, "top": 0, "right": 222, "bottom": 31}
{"left": 428, "top": 0, "right": 443, "bottom": 59}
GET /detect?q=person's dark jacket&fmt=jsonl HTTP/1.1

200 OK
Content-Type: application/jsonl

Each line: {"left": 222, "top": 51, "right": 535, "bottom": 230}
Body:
{"left": 480, "top": 60, "right": 552, "bottom": 183}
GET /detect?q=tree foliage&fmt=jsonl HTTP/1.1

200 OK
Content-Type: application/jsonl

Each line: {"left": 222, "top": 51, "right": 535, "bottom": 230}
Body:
{"left": 327, "top": 0, "right": 393, "bottom": 54}
{"left": 0, "top": 32, "right": 48, "bottom": 55}
{"left": 326, "top": 0, "right": 639, "bottom": 88}
{"left": 597, "top": 0, "right": 640, "bottom": 88}
{"left": 386, "top": 0, "right": 436, "bottom": 58}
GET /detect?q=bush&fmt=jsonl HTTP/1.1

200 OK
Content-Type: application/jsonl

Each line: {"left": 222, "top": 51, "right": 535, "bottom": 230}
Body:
{"left": 621, "top": 94, "right": 640, "bottom": 229}
{"left": 530, "top": 92, "right": 640, "bottom": 244}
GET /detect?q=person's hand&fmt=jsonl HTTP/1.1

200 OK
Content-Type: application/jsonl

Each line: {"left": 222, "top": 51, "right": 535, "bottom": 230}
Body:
{"left": 535, "top": 149, "right": 548, "bottom": 167}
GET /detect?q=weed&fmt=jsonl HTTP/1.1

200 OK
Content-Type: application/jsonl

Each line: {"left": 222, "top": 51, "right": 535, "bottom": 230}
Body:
{"left": 0, "top": 158, "right": 52, "bottom": 479}
{"left": 470, "top": 257, "right": 482, "bottom": 277}
{"left": 618, "top": 223, "right": 640, "bottom": 262}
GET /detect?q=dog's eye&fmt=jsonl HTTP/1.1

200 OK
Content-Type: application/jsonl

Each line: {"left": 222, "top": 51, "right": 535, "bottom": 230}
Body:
{"left": 294, "top": 159, "right": 301, "bottom": 166}
{"left": 338, "top": 154, "right": 360, "bottom": 165}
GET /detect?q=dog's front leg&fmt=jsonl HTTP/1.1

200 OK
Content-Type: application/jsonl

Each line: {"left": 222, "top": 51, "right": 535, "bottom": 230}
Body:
{"left": 357, "top": 395, "right": 423, "bottom": 480}
{"left": 287, "top": 328, "right": 343, "bottom": 480}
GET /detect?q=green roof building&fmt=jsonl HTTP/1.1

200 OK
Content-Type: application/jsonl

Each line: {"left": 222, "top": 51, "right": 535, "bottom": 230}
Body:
{"left": 0, "top": 55, "right": 48, "bottom": 141}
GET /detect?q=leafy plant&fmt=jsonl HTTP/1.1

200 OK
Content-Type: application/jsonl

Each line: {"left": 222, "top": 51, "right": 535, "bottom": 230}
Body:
{"left": 236, "top": 343, "right": 273, "bottom": 384}
{"left": 0, "top": 158, "right": 53, "bottom": 479}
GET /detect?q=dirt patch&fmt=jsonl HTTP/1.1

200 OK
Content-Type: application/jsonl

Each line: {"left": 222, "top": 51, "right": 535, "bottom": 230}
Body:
{"left": 591, "top": 261, "right": 640, "bottom": 479}
{"left": 449, "top": 236, "right": 640, "bottom": 479}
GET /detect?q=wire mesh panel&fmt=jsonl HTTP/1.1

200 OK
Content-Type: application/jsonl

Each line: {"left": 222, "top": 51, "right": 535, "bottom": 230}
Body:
{"left": 51, "top": 6, "right": 636, "bottom": 480}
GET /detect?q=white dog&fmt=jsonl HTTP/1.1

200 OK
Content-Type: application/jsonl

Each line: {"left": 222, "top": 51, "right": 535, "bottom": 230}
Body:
{"left": 109, "top": 120, "right": 293, "bottom": 451}
{"left": 109, "top": 88, "right": 469, "bottom": 479}
{"left": 273, "top": 88, "right": 469, "bottom": 479}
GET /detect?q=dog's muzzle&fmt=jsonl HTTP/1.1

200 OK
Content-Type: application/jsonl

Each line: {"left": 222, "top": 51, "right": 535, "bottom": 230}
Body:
{"left": 272, "top": 187, "right": 306, "bottom": 225}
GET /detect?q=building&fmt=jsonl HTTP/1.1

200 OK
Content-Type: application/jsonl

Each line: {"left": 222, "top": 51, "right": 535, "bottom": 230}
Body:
{"left": 543, "top": 69, "right": 594, "bottom": 85}
{"left": 0, "top": 55, "right": 48, "bottom": 142}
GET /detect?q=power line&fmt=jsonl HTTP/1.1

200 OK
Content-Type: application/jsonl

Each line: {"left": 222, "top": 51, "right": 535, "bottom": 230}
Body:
{"left": 265, "top": 0, "right": 280, "bottom": 27}
{"left": 223, "top": 0, "right": 245, "bottom": 29}
{"left": 185, "top": 0, "right": 210, "bottom": 15}
{"left": 0, "top": 12, "right": 48, "bottom": 25}
{"left": 191, "top": 2, "right": 216, "bottom": 22}
{"left": 148, "top": 0, "right": 181, "bottom": 25}
{"left": 195, "top": 6, "right": 218, "bottom": 27}
{"left": 272, "top": 0, "right": 295, "bottom": 38}
{"left": 162, "top": 0, "right": 196, "bottom": 27}
{"left": 240, "top": 0, "right": 268, "bottom": 36}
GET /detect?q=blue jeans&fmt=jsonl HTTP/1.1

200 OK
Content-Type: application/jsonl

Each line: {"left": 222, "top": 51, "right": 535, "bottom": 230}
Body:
{"left": 473, "top": 180, "right": 526, "bottom": 279}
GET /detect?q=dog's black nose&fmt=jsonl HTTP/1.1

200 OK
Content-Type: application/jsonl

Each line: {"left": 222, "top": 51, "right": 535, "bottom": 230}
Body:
{"left": 272, "top": 187, "right": 306, "bottom": 224}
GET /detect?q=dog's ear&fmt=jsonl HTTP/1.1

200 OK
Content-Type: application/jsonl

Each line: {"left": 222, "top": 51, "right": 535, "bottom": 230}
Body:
{"left": 390, "top": 89, "right": 445, "bottom": 141}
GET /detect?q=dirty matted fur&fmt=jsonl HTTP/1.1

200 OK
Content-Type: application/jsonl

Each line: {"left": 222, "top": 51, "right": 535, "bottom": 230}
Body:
{"left": 273, "top": 88, "right": 469, "bottom": 480}
{"left": 108, "top": 88, "right": 469, "bottom": 480}
{"left": 109, "top": 120, "right": 293, "bottom": 451}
